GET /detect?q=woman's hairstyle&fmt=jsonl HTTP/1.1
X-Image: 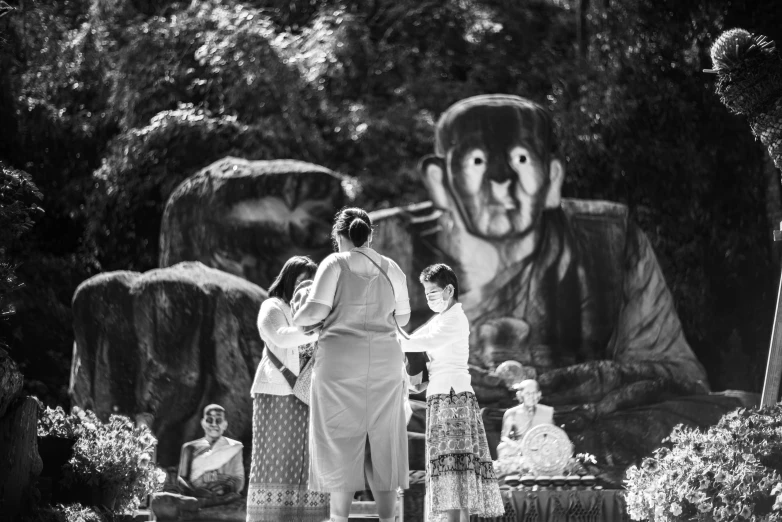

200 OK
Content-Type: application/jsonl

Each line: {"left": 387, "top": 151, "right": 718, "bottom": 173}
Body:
{"left": 268, "top": 256, "right": 318, "bottom": 303}
{"left": 419, "top": 263, "right": 460, "bottom": 300}
{"left": 332, "top": 207, "right": 373, "bottom": 248}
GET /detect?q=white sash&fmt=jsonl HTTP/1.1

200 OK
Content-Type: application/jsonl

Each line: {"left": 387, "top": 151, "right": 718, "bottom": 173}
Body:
{"left": 189, "top": 437, "right": 243, "bottom": 483}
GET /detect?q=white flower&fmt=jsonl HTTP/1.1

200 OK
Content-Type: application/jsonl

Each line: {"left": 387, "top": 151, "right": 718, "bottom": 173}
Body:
{"left": 155, "top": 468, "right": 167, "bottom": 484}
{"left": 138, "top": 453, "right": 151, "bottom": 469}
{"left": 671, "top": 502, "right": 682, "bottom": 516}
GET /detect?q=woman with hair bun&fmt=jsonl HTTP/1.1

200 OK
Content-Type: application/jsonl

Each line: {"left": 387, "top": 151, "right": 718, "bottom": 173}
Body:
{"left": 293, "top": 207, "right": 411, "bottom": 522}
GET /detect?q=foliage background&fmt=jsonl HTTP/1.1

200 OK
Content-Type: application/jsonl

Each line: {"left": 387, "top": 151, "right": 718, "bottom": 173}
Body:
{"left": 1, "top": 0, "right": 781, "bottom": 407}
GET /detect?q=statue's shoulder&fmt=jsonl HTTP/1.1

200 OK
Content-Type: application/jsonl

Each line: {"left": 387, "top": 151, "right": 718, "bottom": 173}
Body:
{"left": 538, "top": 404, "right": 555, "bottom": 417}
{"left": 503, "top": 405, "right": 524, "bottom": 417}
{"left": 558, "top": 198, "right": 631, "bottom": 253}
{"left": 182, "top": 438, "right": 207, "bottom": 450}
{"left": 560, "top": 198, "right": 629, "bottom": 223}
{"left": 223, "top": 437, "right": 244, "bottom": 449}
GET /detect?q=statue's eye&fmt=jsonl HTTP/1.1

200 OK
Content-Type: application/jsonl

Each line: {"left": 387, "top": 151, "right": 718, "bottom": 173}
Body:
{"left": 518, "top": 154, "right": 527, "bottom": 164}
{"left": 474, "top": 157, "right": 484, "bottom": 166}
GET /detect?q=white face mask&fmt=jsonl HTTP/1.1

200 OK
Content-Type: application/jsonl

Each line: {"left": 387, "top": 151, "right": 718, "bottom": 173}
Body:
{"left": 427, "top": 297, "right": 447, "bottom": 313}
{"left": 426, "top": 286, "right": 450, "bottom": 313}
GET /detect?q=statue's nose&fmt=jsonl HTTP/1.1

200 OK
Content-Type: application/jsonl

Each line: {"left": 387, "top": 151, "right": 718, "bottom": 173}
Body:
{"left": 487, "top": 160, "right": 516, "bottom": 184}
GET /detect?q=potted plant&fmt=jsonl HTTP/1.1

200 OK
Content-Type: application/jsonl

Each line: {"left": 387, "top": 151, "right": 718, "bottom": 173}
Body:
{"left": 625, "top": 405, "right": 782, "bottom": 522}
{"left": 38, "top": 406, "right": 166, "bottom": 515}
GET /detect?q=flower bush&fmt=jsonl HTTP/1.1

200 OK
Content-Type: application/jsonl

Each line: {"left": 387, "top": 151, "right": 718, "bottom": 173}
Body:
{"left": 38, "top": 406, "right": 166, "bottom": 514}
{"left": 625, "top": 405, "right": 782, "bottom": 522}
{"left": 27, "top": 503, "right": 108, "bottom": 522}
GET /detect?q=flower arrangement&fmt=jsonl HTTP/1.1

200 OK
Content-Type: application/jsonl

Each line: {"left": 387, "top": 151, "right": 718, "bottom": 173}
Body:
{"left": 625, "top": 405, "right": 782, "bottom": 522}
{"left": 38, "top": 406, "right": 166, "bottom": 514}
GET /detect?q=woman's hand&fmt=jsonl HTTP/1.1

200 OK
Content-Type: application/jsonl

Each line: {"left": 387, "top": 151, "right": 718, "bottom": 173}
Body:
{"left": 301, "top": 321, "right": 324, "bottom": 335}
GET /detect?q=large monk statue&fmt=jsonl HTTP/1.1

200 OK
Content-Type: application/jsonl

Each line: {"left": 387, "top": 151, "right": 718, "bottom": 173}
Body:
{"left": 152, "top": 404, "right": 245, "bottom": 520}
{"left": 372, "top": 94, "right": 755, "bottom": 483}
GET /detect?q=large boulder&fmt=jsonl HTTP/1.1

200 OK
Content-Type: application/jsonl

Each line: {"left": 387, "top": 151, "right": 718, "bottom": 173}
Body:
{"left": 159, "top": 157, "right": 349, "bottom": 290}
{"left": 70, "top": 262, "right": 267, "bottom": 467}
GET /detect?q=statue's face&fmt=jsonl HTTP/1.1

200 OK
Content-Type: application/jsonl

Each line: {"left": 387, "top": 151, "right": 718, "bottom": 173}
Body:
{"left": 443, "top": 106, "right": 554, "bottom": 239}
{"left": 516, "top": 386, "right": 541, "bottom": 407}
{"left": 201, "top": 409, "right": 228, "bottom": 440}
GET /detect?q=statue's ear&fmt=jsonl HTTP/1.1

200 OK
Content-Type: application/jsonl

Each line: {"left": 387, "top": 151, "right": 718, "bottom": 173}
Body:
{"left": 419, "top": 154, "right": 449, "bottom": 209}
{"left": 544, "top": 158, "right": 565, "bottom": 209}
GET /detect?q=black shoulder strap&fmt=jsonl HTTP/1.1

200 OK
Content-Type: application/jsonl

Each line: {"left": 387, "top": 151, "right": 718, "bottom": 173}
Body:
{"left": 264, "top": 346, "right": 298, "bottom": 388}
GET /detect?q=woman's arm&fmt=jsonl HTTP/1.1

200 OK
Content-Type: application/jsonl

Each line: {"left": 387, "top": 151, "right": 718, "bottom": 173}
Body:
{"left": 293, "top": 255, "right": 338, "bottom": 326}
{"left": 395, "top": 312, "right": 410, "bottom": 327}
{"left": 294, "top": 301, "right": 332, "bottom": 326}
{"left": 400, "top": 313, "right": 463, "bottom": 352}
{"left": 386, "top": 257, "right": 411, "bottom": 325}
{"left": 258, "top": 300, "right": 315, "bottom": 349}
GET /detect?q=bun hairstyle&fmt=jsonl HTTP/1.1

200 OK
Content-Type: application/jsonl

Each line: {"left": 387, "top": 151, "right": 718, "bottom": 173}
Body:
{"left": 333, "top": 207, "right": 373, "bottom": 248}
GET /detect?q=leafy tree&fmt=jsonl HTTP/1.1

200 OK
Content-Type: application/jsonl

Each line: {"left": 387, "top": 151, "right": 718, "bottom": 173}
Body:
{"left": 0, "top": 163, "right": 43, "bottom": 346}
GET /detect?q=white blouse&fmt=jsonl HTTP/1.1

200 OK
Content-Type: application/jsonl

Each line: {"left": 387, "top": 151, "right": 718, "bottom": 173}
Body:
{"left": 400, "top": 303, "right": 473, "bottom": 397}
{"left": 306, "top": 247, "right": 411, "bottom": 315}
{"left": 251, "top": 297, "right": 316, "bottom": 396}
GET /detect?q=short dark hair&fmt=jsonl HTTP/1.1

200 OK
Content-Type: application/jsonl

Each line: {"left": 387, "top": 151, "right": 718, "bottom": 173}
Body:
{"left": 332, "top": 207, "right": 372, "bottom": 248}
{"left": 419, "top": 263, "right": 459, "bottom": 300}
{"left": 268, "top": 256, "right": 317, "bottom": 303}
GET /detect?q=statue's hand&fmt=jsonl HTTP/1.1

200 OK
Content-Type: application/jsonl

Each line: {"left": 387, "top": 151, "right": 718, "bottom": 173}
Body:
{"left": 468, "top": 365, "right": 516, "bottom": 407}
{"left": 539, "top": 360, "right": 702, "bottom": 409}
{"left": 192, "top": 486, "right": 215, "bottom": 498}
{"left": 206, "top": 476, "right": 237, "bottom": 495}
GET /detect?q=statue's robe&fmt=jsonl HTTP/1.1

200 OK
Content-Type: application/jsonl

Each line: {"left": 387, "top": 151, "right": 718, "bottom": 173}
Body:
{"left": 179, "top": 436, "right": 244, "bottom": 493}
{"left": 378, "top": 198, "right": 756, "bottom": 484}
{"left": 501, "top": 404, "right": 555, "bottom": 443}
{"left": 151, "top": 436, "right": 245, "bottom": 520}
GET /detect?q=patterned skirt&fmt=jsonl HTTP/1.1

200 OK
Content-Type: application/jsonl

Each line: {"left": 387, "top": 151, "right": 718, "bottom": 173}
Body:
{"left": 426, "top": 390, "right": 505, "bottom": 522}
{"left": 247, "top": 394, "right": 330, "bottom": 522}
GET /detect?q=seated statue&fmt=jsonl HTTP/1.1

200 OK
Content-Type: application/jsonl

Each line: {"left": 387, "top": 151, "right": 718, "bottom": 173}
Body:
{"left": 500, "top": 379, "right": 554, "bottom": 443}
{"left": 152, "top": 404, "right": 245, "bottom": 520}
{"left": 177, "top": 404, "right": 244, "bottom": 499}
{"left": 372, "top": 94, "right": 752, "bottom": 484}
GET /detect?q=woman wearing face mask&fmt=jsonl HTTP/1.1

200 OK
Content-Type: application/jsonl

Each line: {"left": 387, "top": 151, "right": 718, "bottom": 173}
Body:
{"left": 293, "top": 207, "right": 411, "bottom": 522}
{"left": 400, "top": 264, "right": 504, "bottom": 522}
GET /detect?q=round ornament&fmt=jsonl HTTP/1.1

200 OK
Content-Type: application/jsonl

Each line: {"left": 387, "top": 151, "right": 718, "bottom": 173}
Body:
{"left": 520, "top": 424, "right": 573, "bottom": 476}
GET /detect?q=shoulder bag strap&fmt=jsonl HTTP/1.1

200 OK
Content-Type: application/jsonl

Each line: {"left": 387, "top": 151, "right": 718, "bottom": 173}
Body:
{"left": 264, "top": 346, "right": 298, "bottom": 389}
{"left": 352, "top": 250, "right": 410, "bottom": 340}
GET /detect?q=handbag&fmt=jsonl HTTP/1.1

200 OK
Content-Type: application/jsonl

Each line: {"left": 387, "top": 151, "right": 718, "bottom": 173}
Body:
{"left": 292, "top": 356, "right": 313, "bottom": 405}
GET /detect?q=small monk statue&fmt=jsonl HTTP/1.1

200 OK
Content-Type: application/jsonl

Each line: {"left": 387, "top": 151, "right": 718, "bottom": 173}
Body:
{"left": 152, "top": 404, "right": 245, "bottom": 520}
{"left": 501, "top": 379, "right": 554, "bottom": 443}
{"left": 177, "top": 404, "right": 244, "bottom": 502}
